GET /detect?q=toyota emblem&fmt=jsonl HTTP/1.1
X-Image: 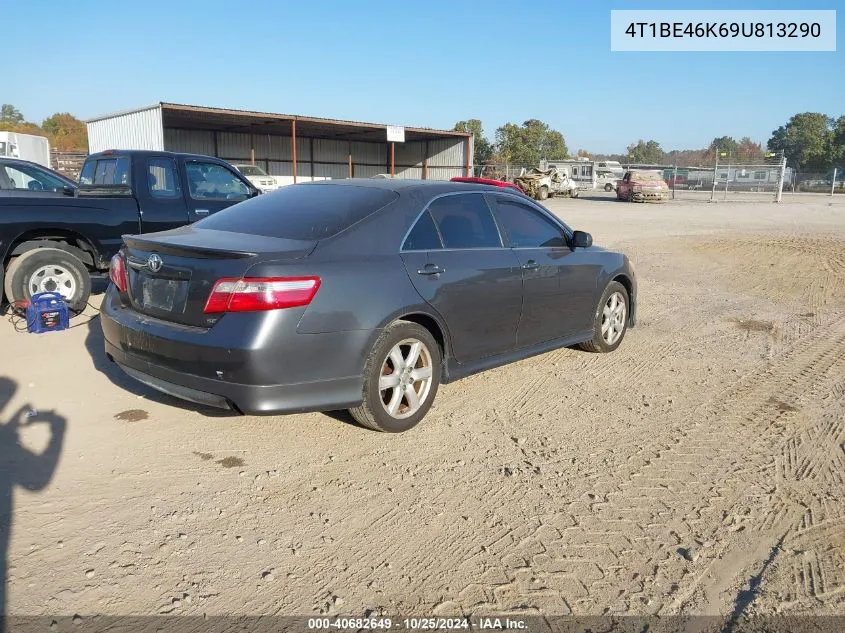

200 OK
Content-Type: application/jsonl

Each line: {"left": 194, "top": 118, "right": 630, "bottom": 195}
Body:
{"left": 147, "top": 254, "right": 163, "bottom": 273}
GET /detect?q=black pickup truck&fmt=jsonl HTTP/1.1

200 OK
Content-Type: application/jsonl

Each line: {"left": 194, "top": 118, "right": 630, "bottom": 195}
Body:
{"left": 1, "top": 150, "right": 261, "bottom": 311}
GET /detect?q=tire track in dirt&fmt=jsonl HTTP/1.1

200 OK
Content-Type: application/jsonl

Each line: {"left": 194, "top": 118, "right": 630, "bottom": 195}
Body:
{"left": 664, "top": 318, "right": 845, "bottom": 614}
{"left": 435, "top": 314, "right": 845, "bottom": 616}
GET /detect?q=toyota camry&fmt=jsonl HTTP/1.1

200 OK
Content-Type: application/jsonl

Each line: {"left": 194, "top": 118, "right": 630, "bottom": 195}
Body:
{"left": 101, "top": 179, "right": 636, "bottom": 432}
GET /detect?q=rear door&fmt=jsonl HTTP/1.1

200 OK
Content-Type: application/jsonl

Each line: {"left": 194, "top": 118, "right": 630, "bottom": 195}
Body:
{"left": 400, "top": 192, "right": 523, "bottom": 363}
{"left": 489, "top": 193, "right": 598, "bottom": 344}
{"left": 180, "top": 159, "right": 252, "bottom": 223}
{"left": 137, "top": 156, "right": 190, "bottom": 234}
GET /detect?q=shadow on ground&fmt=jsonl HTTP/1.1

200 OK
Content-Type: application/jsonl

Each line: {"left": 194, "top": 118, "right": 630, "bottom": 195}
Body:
{"left": 0, "top": 377, "right": 65, "bottom": 621}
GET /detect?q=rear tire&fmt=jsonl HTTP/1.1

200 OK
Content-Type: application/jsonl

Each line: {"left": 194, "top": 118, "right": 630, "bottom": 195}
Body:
{"left": 605, "top": 183, "right": 614, "bottom": 192}
{"left": 349, "top": 320, "right": 442, "bottom": 432}
{"left": 578, "top": 281, "right": 629, "bottom": 353}
{"left": 537, "top": 186, "right": 549, "bottom": 201}
{"left": 4, "top": 248, "right": 91, "bottom": 312}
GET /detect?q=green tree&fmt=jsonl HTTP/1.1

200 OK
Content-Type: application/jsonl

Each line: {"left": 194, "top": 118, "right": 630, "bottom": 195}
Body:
{"left": 831, "top": 115, "right": 845, "bottom": 168}
{"left": 767, "top": 112, "right": 834, "bottom": 170}
{"left": 626, "top": 139, "right": 665, "bottom": 164}
{"left": 42, "top": 112, "right": 88, "bottom": 151}
{"left": 454, "top": 119, "right": 494, "bottom": 166}
{"left": 495, "top": 119, "right": 568, "bottom": 166}
{"left": 0, "top": 104, "right": 24, "bottom": 125}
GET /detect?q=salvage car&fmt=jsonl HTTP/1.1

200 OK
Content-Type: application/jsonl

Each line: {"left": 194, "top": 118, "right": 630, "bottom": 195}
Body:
{"left": 232, "top": 163, "right": 280, "bottom": 192}
{"left": 101, "top": 180, "right": 637, "bottom": 432}
{"left": 450, "top": 176, "right": 525, "bottom": 193}
{"left": 616, "top": 170, "right": 670, "bottom": 202}
{"left": 0, "top": 150, "right": 260, "bottom": 311}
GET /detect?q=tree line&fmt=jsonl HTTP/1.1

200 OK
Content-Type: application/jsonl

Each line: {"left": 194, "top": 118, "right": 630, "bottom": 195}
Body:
{"left": 1, "top": 104, "right": 88, "bottom": 152}
{"left": 456, "top": 112, "right": 845, "bottom": 172}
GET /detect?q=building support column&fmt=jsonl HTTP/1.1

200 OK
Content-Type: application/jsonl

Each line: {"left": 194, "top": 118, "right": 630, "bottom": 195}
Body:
{"left": 390, "top": 142, "right": 395, "bottom": 177}
{"left": 423, "top": 140, "right": 429, "bottom": 180}
{"left": 291, "top": 119, "right": 298, "bottom": 184}
{"left": 464, "top": 137, "right": 471, "bottom": 177}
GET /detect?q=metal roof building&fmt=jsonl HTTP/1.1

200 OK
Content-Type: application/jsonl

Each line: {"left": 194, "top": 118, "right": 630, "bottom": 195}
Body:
{"left": 85, "top": 103, "right": 472, "bottom": 183}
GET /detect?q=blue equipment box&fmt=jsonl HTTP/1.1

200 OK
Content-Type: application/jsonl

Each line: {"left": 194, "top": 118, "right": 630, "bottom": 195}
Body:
{"left": 26, "top": 292, "right": 70, "bottom": 333}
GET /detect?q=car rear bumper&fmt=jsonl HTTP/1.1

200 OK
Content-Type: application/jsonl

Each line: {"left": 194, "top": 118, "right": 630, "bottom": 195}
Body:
{"left": 105, "top": 339, "right": 363, "bottom": 415}
{"left": 100, "top": 288, "right": 370, "bottom": 415}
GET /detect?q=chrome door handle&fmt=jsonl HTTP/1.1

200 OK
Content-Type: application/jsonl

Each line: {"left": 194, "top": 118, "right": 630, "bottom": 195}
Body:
{"left": 521, "top": 260, "right": 539, "bottom": 270}
{"left": 417, "top": 265, "right": 445, "bottom": 276}
{"left": 194, "top": 209, "right": 209, "bottom": 215}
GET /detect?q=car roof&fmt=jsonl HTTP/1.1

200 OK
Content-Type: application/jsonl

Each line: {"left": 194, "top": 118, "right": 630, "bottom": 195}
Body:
{"left": 86, "top": 149, "right": 233, "bottom": 162}
{"left": 295, "top": 178, "right": 526, "bottom": 196}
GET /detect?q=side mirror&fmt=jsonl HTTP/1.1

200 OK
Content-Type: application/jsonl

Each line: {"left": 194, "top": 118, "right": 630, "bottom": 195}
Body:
{"left": 62, "top": 185, "right": 75, "bottom": 196}
{"left": 571, "top": 230, "right": 592, "bottom": 248}
{"left": 249, "top": 187, "right": 262, "bottom": 197}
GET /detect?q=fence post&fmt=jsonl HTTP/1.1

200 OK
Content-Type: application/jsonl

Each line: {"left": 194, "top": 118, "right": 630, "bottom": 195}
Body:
{"left": 710, "top": 159, "right": 718, "bottom": 202}
{"left": 832, "top": 168, "right": 838, "bottom": 198}
{"left": 672, "top": 165, "right": 677, "bottom": 199}
{"left": 724, "top": 161, "right": 730, "bottom": 200}
{"left": 775, "top": 156, "right": 786, "bottom": 203}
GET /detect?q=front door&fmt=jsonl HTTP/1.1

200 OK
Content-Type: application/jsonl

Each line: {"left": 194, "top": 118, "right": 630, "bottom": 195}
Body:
{"left": 489, "top": 193, "right": 598, "bottom": 346}
{"left": 400, "top": 193, "right": 523, "bottom": 363}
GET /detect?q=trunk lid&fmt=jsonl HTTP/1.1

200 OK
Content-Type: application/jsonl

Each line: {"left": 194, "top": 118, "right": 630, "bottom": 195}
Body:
{"left": 121, "top": 226, "right": 317, "bottom": 328}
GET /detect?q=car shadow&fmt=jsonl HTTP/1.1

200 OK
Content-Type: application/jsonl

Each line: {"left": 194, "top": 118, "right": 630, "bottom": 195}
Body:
{"left": 0, "top": 377, "right": 66, "bottom": 622}
{"left": 83, "top": 314, "right": 231, "bottom": 418}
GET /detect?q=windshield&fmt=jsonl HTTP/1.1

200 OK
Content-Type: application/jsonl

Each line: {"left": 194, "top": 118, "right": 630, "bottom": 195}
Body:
{"left": 238, "top": 165, "right": 267, "bottom": 176}
{"left": 631, "top": 171, "right": 665, "bottom": 182}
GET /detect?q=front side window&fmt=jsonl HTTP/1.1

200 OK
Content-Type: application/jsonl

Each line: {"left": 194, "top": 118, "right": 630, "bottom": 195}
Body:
{"left": 187, "top": 162, "right": 250, "bottom": 201}
{"left": 147, "top": 158, "right": 180, "bottom": 199}
{"left": 427, "top": 193, "right": 501, "bottom": 249}
{"left": 492, "top": 196, "right": 567, "bottom": 248}
{"left": 402, "top": 210, "right": 442, "bottom": 251}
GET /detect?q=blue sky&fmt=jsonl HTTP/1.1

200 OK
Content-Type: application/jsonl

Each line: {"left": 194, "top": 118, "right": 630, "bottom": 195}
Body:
{"left": 6, "top": 0, "right": 843, "bottom": 154}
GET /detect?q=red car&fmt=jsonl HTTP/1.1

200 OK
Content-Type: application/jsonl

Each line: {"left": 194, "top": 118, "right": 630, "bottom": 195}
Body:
{"left": 450, "top": 177, "right": 525, "bottom": 193}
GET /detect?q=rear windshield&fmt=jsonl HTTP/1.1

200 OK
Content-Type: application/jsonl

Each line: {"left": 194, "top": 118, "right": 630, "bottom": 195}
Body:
{"left": 194, "top": 184, "right": 399, "bottom": 240}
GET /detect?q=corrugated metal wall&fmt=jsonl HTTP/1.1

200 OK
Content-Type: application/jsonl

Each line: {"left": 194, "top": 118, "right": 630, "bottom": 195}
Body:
{"left": 160, "top": 128, "right": 469, "bottom": 181}
{"left": 87, "top": 106, "right": 164, "bottom": 153}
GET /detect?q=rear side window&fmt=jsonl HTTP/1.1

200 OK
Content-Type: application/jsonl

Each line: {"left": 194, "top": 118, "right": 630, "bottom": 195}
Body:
{"left": 147, "top": 158, "right": 180, "bottom": 199}
{"left": 194, "top": 184, "right": 399, "bottom": 240}
{"left": 402, "top": 210, "right": 442, "bottom": 251}
{"left": 427, "top": 193, "right": 501, "bottom": 249}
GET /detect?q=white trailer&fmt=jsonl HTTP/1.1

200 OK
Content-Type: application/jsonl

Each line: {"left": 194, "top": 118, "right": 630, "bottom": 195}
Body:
{"left": 0, "top": 131, "right": 51, "bottom": 168}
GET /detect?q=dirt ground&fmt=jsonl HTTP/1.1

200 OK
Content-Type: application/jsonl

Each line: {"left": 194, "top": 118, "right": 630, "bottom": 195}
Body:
{"left": 1, "top": 192, "right": 843, "bottom": 620}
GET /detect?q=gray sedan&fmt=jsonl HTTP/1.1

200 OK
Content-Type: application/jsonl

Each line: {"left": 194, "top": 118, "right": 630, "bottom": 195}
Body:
{"left": 100, "top": 179, "right": 636, "bottom": 432}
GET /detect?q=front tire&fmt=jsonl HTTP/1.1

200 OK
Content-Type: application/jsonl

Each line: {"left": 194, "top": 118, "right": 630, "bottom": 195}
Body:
{"left": 578, "top": 281, "right": 629, "bottom": 353}
{"left": 4, "top": 248, "right": 91, "bottom": 312}
{"left": 349, "top": 320, "right": 442, "bottom": 432}
{"left": 605, "top": 183, "right": 614, "bottom": 192}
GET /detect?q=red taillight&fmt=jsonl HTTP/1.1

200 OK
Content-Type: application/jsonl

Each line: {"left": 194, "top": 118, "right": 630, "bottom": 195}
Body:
{"left": 203, "top": 277, "right": 321, "bottom": 313}
{"left": 109, "top": 253, "right": 128, "bottom": 293}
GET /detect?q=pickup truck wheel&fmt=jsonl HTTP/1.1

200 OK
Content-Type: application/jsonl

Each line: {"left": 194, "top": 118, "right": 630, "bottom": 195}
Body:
{"left": 537, "top": 186, "right": 549, "bottom": 201}
{"left": 605, "top": 183, "right": 614, "bottom": 192}
{"left": 4, "top": 248, "right": 91, "bottom": 312}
